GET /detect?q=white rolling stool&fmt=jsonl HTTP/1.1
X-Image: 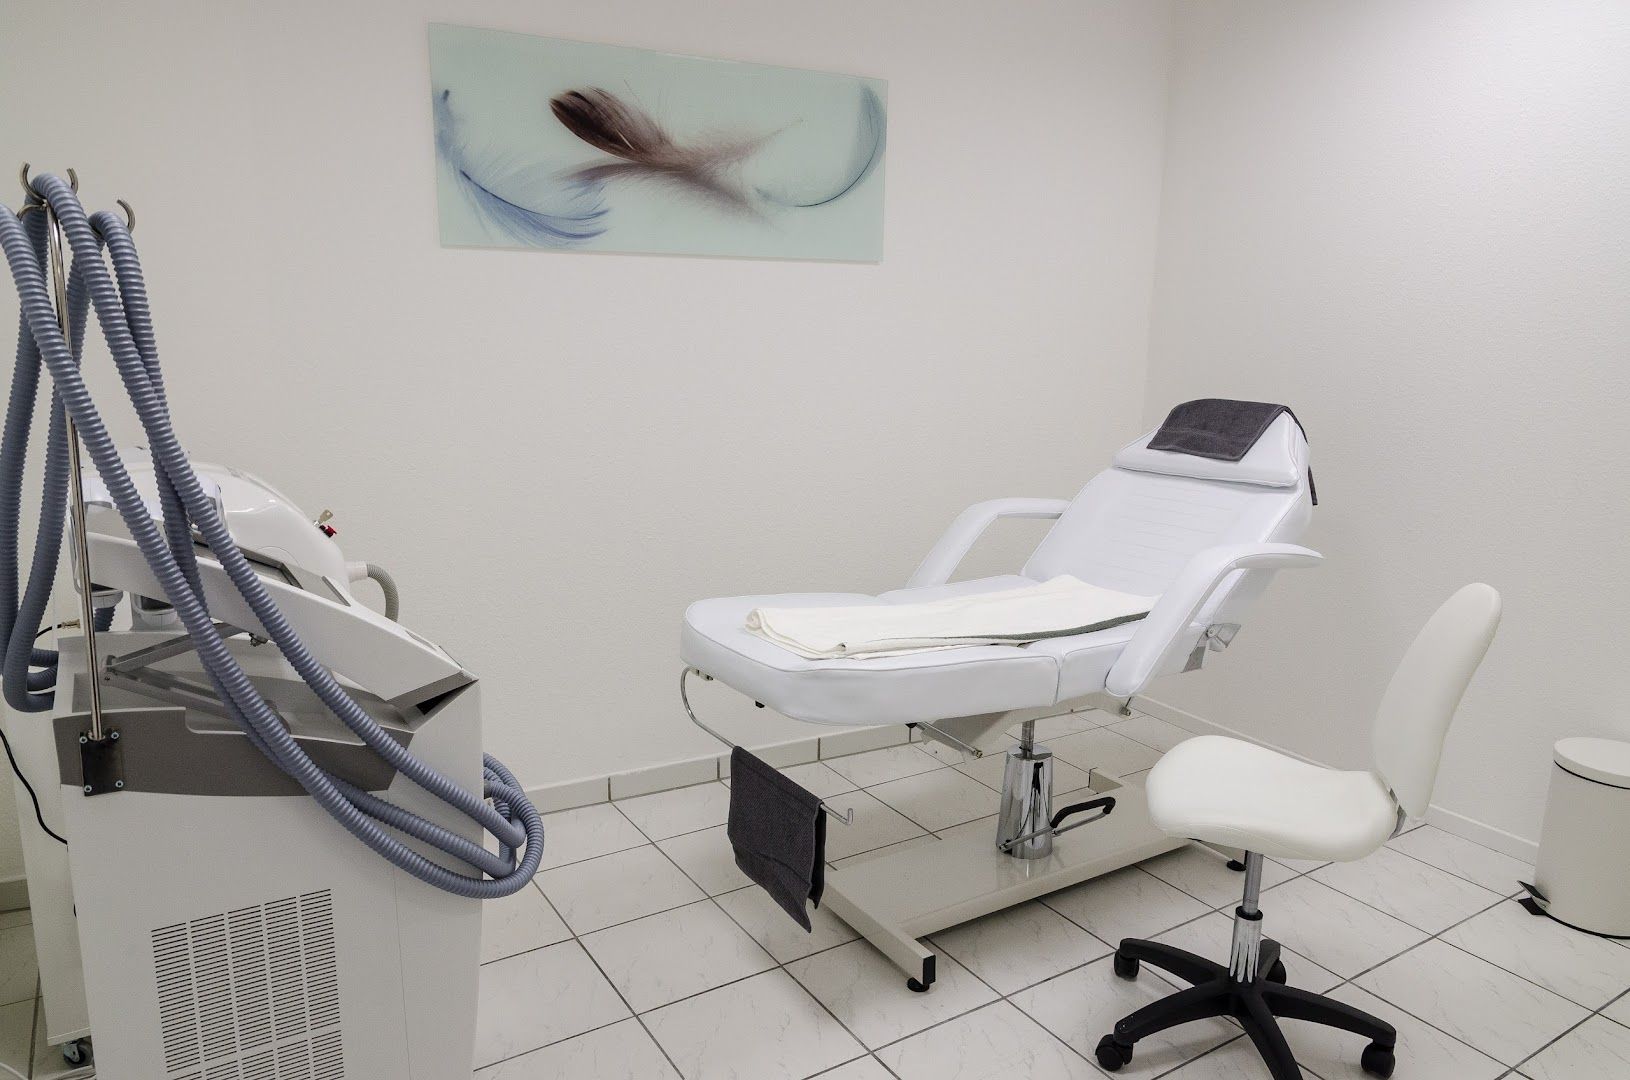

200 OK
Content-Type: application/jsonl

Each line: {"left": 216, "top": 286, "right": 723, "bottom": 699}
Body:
{"left": 1094, "top": 583, "right": 1502, "bottom": 1080}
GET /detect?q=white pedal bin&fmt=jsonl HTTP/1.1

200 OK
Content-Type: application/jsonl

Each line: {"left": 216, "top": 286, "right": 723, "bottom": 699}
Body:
{"left": 1533, "top": 737, "right": 1630, "bottom": 936}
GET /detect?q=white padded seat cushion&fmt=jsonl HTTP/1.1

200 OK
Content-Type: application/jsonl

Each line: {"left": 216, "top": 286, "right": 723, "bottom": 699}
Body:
{"left": 682, "top": 590, "right": 1054, "bottom": 727}
{"left": 1145, "top": 736, "right": 1398, "bottom": 863}
{"left": 681, "top": 576, "right": 1147, "bottom": 727}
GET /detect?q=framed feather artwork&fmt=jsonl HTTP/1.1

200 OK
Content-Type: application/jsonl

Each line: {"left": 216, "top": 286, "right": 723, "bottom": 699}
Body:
{"left": 428, "top": 25, "right": 887, "bottom": 262}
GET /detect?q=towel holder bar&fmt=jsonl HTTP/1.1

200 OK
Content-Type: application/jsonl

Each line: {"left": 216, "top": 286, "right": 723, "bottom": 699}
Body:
{"left": 679, "top": 667, "right": 854, "bottom": 826}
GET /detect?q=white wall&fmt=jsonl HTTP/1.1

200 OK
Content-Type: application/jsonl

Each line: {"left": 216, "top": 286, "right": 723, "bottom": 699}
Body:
{"left": 1143, "top": 0, "right": 1630, "bottom": 853}
{"left": 0, "top": 0, "right": 1174, "bottom": 877}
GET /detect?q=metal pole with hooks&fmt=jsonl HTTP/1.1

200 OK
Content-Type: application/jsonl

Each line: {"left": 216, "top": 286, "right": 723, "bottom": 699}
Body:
{"left": 20, "top": 163, "right": 107, "bottom": 742}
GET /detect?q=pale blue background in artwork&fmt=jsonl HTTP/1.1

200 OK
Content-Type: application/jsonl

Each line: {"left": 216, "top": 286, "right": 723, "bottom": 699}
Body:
{"left": 428, "top": 24, "right": 887, "bottom": 261}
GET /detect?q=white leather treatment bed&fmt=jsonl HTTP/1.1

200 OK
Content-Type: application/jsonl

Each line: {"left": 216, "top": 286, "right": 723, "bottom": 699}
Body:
{"left": 682, "top": 408, "right": 1320, "bottom": 990}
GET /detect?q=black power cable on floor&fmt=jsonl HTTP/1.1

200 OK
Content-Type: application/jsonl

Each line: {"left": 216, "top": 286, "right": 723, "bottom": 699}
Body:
{"left": 0, "top": 621, "right": 73, "bottom": 846}
{"left": 1, "top": 724, "right": 66, "bottom": 845}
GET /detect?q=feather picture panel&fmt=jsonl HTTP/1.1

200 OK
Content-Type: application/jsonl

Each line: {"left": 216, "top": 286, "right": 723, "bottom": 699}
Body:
{"left": 429, "top": 24, "right": 887, "bottom": 262}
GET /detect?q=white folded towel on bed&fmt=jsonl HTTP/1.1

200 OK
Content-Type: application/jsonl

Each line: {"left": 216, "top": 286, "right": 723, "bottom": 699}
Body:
{"left": 745, "top": 576, "right": 1156, "bottom": 660}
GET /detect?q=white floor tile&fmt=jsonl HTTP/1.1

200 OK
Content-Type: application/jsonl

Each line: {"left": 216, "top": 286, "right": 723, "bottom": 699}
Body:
{"left": 931, "top": 900, "right": 1112, "bottom": 995}
{"left": 481, "top": 881, "right": 571, "bottom": 964}
{"left": 581, "top": 900, "right": 775, "bottom": 1012}
{"left": 1245, "top": 876, "right": 1428, "bottom": 978}
{"left": 0, "top": 910, "right": 27, "bottom": 930}
{"left": 0, "top": 1000, "right": 31, "bottom": 1080}
{"left": 644, "top": 968, "right": 864, "bottom": 1080}
{"left": 539, "top": 845, "right": 704, "bottom": 934}
{"left": 831, "top": 833, "right": 941, "bottom": 871}
{"left": 1603, "top": 992, "right": 1630, "bottom": 1027}
{"left": 1355, "top": 939, "right": 1589, "bottom": 1066}
{"left": 1158, "top": 1036, "right": 1307, "bottom": 1079}
{"left": 1519, "top": 1014, "right": 1630, "bottom": 1079}
{"left": 1139, "top": 845, "right": 1297, "bottom": 909}
{"left": 473, "top": 940, "right": 630, "bottom": 1068}
{"left": 955, "top": 751, "right": 1095, "bottom": 797}
{"left": 809, "top": 1057, "right": 893, "bottom": 1080}
{"left": 615, "top": 782, "right": 732, "bottom": 841}
{"left": 716, "top": 885, "right": 858, "bottom": 963}
{"left": 1311, "top": 846, "right": 1501, "bottom": 933}
{"left": 779, "top": 761, "right": 859, "bottom": 799}
{"left": 1108, "top": 715, "right": 1197, "bottom": 753}
{"left": 1007, "top": 711, "right": 1109, "bottom": 741}
{"left": 1385, "top": 825, "right": 1532, "bottom": 895}
{"left": 1441, "top": 899, "right": 1630, "bottom": 1009}
{"left": 1043, "top": 866, "right": 1212, "bottom": 947}
{"left": 475, "top": 1018, "right": 679, "bottom": 1078}
{"left": 819, "top": 790, "right": 931, "bottom": 861}
{"left": 823, "top": 744, "right": 943, "bottom": 788}
{"left": 1012, "top": 956, "right": 1237, "bottom": 1078}
{"left": 877, "top": 1001, "right": 1100, "bottom": 1079}
{"left": 538, "top": 802, "right": 650, "bottom": 871}
{"left": 1281, "top": 985, "right": 1505, "bottom": 1080}
{"left": 867, "top": 768, "right": 1000, "bottom": 832}
{"left": 1150, "top": 911, "right": 1340, "bottom": 994}
{"left": 658, "top": 825, "right": 753, "bottom": 895}
{"left": 916, "top": 738, "right": 969, "bottom": 765}
{"left": 0, "top": 925, "right": 37, "bottom": 1007}
{"left": 786, "top": 939, "right": 997, "bottom": 1049}
{"left": 1049, "top": 729, "right": 1162, "bottom": 778}
{"left": 1267, "top": 854, "right": 1330, "bottom": 874}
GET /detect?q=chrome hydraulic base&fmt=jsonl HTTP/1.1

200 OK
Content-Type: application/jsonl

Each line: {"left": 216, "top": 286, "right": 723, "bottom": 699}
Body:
{"left": 995, "top": 726, "right": 1055, "bottom": 859}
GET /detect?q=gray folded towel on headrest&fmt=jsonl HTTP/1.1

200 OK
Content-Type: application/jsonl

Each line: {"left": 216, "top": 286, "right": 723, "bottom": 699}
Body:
{"left": 1149, "top": 398, "right": 1316, "bottom": 504}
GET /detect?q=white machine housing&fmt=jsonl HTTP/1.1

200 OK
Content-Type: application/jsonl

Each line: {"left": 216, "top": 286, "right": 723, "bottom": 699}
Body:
{"left": 4, "top": 456, "right": 482, "bottom": 1079}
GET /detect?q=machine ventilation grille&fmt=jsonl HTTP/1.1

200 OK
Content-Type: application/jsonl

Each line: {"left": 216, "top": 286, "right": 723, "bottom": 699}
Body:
{"left": 152, "top": 888, "right": 344, "bottom": 1079}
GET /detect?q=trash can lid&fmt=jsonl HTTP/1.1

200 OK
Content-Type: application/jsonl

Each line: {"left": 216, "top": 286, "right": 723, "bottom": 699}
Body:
{"left": 1554, "top": 737, "right": 1630, "bottom": 789}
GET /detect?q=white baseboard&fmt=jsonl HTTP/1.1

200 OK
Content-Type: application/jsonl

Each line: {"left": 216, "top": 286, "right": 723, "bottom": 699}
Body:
{"left": 1424, "top": 804, "right": 1539, "bottom": 863}
{"left": 1135, "top": 695, "right": 1541, "bottom": 864}
{"left": 524, "top": 725, "right": 912, "bottom": 815}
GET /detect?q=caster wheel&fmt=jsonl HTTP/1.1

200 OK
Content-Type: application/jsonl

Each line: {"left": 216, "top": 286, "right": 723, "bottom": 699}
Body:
{"left": 906, "top": 977, "right": 931, "bottom": 993}
{"left": 61, "top": 1038, "right": 89, "bottom": 1066}
{"left": 1094, "top": 1035, "right": 1133, "bottom": 1071}
{"left": 1266, "top": 959, "right": 1287, "bottom": 984}
{"left": 1113, "top": 952, "right": 1140, "bottom": 980}
{"left": 1360, "top": 1041, "right": 1395, "bottom": 1078}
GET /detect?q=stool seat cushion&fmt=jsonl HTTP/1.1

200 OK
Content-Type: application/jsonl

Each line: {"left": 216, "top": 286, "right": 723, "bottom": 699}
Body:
{"left": 1145, "top": 735, "right": 1399, "bottom": 863}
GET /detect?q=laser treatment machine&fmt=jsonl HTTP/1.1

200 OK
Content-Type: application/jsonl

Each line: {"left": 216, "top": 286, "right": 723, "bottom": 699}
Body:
{"left": 0, "top": 169, "right": 543, "bottom": 1078}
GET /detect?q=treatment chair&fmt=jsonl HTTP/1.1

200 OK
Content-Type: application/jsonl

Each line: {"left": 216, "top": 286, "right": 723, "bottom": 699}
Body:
{"left": 682, "top": 408, "right": 1320, "bottom": 989}
{"left": 1096, "top": 583, "right": 1501, "bottom": 1079}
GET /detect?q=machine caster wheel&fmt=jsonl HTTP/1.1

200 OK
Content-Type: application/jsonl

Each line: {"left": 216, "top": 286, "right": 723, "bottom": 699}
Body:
{"left": 1113, "top": 951, "right": 1140, "bottom": 980}
{"left": 1095, "top": 1035, "right": 1133, "bottom": 1071}
{"left": 1360, "top": 1041, "right": 1395, "bottom": 1078}
{"left": 1266, "top": 959, "right": 1287, "bottom": 983}
{"left": 61, "top": 1038, "right": 90, "bottom": 1066}
{"left": 906, "top": 977, "right": 931, "bottom": 993}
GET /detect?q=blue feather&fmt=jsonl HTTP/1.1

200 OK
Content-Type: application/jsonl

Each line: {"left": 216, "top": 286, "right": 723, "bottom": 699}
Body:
{"left": 434, "top": 89, "right": 608, "bottom": 247}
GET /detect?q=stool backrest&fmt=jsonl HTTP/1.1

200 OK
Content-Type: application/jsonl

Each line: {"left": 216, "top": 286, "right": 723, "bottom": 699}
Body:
{"left": 1371, "top": 584, "right": 1502, "bottom": 819}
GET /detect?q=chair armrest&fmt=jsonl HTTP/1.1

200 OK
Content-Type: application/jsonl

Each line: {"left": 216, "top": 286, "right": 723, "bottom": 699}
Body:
{"left": 1103, "top": 543, "right": 1323, "bottom": 699}
{"left": 906, "top": 498, "right": 1072, "bottom": 589}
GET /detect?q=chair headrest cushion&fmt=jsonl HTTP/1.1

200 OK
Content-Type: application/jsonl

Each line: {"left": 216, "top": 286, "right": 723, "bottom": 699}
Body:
{"left": 1113, "top": 411, "right": 1308, "bottom": 489}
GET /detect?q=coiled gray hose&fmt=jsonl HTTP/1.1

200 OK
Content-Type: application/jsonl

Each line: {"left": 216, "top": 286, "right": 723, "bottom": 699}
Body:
{"left": 0, "top": 175, "right": 541, "bottom": 897}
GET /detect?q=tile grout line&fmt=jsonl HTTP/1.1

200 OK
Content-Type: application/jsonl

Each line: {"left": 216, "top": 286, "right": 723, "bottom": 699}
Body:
{"left": 637, "top": 816, "right": 888, "bottom": 1079}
